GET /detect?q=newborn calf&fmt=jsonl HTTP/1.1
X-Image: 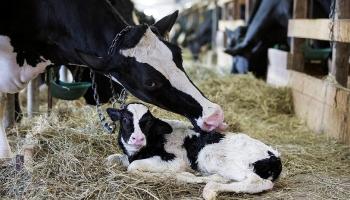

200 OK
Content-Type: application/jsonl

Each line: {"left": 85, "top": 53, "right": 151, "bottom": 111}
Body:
{"left": 107, "top": 103, "right": 282, "bottom": 200}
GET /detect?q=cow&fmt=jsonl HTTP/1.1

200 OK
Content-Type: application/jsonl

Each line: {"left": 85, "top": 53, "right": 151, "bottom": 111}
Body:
{"left": 106, "top": 103, "right": 282, "bottom": 200}
{"left": 187, "top": 8, "right": 222, "bottom": 60}
{"left": 8, "top": 0, "right": 149, "bottom": 122}
{"left": 0, "top": 0, "right": 226, "bottom": 159}
{"left": 225, "top": 0, "right": 331, "bottom": 78}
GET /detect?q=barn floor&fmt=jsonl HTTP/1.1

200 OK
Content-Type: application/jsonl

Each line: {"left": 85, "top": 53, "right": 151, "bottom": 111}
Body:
{"left": 1, "top": 65, "right": 350, "bottom": 200}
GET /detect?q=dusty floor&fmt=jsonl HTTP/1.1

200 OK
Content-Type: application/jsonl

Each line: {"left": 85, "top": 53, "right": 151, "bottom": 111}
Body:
{"left": 1, "top": 66, "right": 350, "bottom": 200}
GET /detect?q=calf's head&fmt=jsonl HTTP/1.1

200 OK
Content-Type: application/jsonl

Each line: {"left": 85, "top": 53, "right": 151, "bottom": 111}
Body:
{"left": 107, "top": 103, "right": 172, "bottom": 156}
{"left": 78, "top": 11, "right": 227, "bottom": 132}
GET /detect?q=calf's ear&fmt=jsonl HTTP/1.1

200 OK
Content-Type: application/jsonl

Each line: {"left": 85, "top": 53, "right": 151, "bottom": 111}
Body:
{"left": 153, "top": 10, "right": 179, "bottom": 38}
{"left": 107, "top": 108, "right": 121, "bottom": 121}
{"left": 153, "top": 119, "right": 173, "bottom": 135}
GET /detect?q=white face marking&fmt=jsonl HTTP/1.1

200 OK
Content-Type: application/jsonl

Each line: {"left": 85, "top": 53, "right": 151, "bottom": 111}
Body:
{"left": 124, "top": 104, "right": 148, "bottom": 149}
{"left": 120, "top": 28, "right": 216, "bottom": 121}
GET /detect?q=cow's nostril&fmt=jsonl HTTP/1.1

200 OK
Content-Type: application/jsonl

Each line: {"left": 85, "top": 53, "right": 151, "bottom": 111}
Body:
{"left": 140, "top": 138, "right": 144, "bottom": 141}
{"left": 132, "top": 137, "right": 136, "bottom": 140}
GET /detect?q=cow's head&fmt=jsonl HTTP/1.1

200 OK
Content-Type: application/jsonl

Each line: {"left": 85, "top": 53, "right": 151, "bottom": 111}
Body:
{"left": 78, "top": 11, "right": 226, "bottom": 132}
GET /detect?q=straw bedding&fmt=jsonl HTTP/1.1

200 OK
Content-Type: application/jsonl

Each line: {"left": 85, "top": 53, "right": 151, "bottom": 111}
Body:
{"left": 1, "top": 67, "right": 350, "bottom": 200}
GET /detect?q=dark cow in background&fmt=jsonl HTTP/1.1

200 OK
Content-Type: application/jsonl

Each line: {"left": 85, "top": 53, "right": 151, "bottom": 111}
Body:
{"left": 187, "top": 10, "right": 214, "bottom": 61}
{"left": 225, "top": 0, "right": 331, "bottom": 79}
{"left": 188, "top": 9, "right": 222, "bottom": 60}
{"left": 0, "top": 0, "right": 226, "bottom": 158}
{"left": 171, "top": 8, "right": 222, "bottom": 60}
{"left": 171, "top": 11, "right": 200, "bottom": 47}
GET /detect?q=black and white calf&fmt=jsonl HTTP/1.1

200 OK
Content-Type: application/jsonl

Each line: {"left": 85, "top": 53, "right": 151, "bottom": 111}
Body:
{"left": 107, "top": 103, "right": 282, "bottom": 200}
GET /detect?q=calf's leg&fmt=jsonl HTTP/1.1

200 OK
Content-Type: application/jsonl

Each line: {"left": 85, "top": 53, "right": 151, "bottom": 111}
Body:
{"left": 0, "top": 93, "right": 13, "bottom": 158}
{"left": 175, "top": 172, "right": 229, "bottom": 184}
{"left": 127, "top": 170, "right": 229, "bottom": 185}
{"left": 202, "top": 173, "right": 274, "bottom": 200}
{"left": 127, "top": 156, "right": 184, "bottom": 173}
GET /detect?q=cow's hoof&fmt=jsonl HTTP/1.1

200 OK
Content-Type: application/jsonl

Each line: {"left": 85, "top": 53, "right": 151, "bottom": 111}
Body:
{"left": 203, "top": 182, "right": 218, "bottom": 200}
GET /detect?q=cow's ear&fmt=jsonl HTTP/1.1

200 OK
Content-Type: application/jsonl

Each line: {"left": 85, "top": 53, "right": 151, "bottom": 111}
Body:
{"left": 153, "top": 10, "right": 178, "bottom": 37}
{"left": 75, "top": 50, "right": 106, "bottom": 69}
{"left": 107, "top": 108, "right": 121, "bottom": 121}
{"left": 153, "top": 119, "right": 173, "bottom": 135}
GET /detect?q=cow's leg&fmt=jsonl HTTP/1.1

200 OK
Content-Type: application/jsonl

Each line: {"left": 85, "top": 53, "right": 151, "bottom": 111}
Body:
{"left": 0, "top": 93, "right": 12, "bottom": 158}
{"left": 14, "top": 93, "right": 22, "bottom": 122}
{"left": 202, "top": 173, "right": 274, "bottom": 200}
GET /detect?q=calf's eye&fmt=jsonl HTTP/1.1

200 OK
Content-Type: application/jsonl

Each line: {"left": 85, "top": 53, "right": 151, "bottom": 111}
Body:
{"left": 122, "top": 118, "right": 129, "bottom": 125}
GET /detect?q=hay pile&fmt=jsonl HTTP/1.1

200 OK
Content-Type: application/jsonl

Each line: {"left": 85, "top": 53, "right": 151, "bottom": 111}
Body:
{"left": 1, "top": 69, "right": 350, "bottom": 200}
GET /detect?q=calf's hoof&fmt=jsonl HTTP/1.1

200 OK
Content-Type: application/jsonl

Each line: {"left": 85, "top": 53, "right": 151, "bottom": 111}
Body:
{"left": 203, "top": 182, "right": 218, "bottom": 200}
{"left": 105, "top": 153, "right": 129, "bottom": 167}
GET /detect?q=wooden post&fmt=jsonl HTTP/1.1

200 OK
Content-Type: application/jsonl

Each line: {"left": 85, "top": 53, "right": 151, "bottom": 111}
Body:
{"left": 330, "top": 0, "right": 350, "bottom": 87}
{"left": 212, "top": 0, "right": 219, "bottom": 50}
{"left": 289, "top": 0, "right": 308, "bottom": 72}
{"left": 3, "top": 94, "right": 15, "bottom": 129}
{"left": 27, "top": 77, "right": 40, "bottom": 118}
{"left": 232, "top": 0, "right": 240, "bottom": 20}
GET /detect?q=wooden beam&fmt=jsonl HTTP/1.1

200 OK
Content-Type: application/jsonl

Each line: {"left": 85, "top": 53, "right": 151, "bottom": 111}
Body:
{"left": 331, "top": 43, "right": 350, "bottom": 87}
{"left": 330, "top": 0, "right": 350, "bottom": 87}
{"left": 288, "top": 19, "right": 350, "bottom": 43}
{"left": 288, "top": 70, "right": 350, "bottom": 144}
{"left": 289, "top": 0, "right": 308, "bottom": 72}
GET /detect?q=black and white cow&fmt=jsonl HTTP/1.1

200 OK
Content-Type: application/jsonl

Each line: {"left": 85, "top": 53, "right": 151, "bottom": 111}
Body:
{"left": 225, "top": 0, "right": 331, "bottom": 78}
{"left": 0, "top": 0, "right": 226, "bottom": 158}
{"left": 187, "top": 9, "right": 222, "bottom": 60}
{"left": 106, "top": 103, "right": 282, "bottom": 200}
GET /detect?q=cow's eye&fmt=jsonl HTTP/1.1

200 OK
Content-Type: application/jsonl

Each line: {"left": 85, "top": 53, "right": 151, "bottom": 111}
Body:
{"left": 144, "top": 80, "right": 161, "bottom": 90}
{"left": 147, "top": 81, "right": 156, "bottom": 87}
